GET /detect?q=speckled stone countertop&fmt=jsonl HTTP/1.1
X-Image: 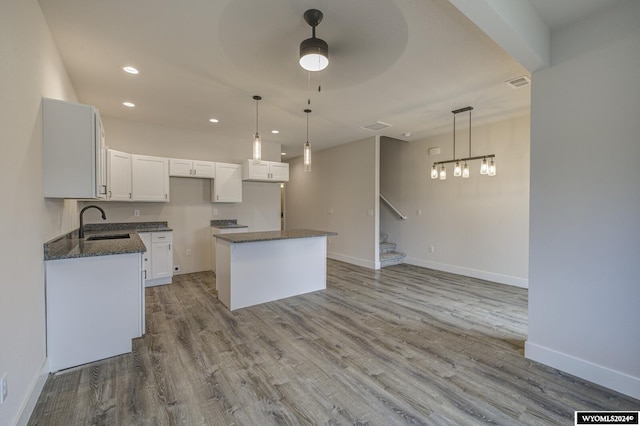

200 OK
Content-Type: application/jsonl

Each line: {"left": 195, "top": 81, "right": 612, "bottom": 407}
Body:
{"left": 44, "top": 222, "right": 172, "bottom": 261}
{"left": 210, "top": 219, "right": 248, "bottom": 229}
{"left": 213, "top": 229, "right": 337, "bottom": 244}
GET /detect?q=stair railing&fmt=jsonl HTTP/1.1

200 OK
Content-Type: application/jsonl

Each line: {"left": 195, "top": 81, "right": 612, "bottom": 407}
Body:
{"left": 380, "top": 193, "right": 407, "bottom": 220}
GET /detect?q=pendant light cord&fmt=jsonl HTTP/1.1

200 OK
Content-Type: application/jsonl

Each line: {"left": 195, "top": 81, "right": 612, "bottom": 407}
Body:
{"left": 468, "top": 108, "right": 472, "bottom": 157}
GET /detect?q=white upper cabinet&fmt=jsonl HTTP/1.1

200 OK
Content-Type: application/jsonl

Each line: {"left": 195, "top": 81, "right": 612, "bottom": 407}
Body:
{"left": 107, "top": 150, "right": 132, "bottom": 201}
{"left": 242, "top": 160, "right": 289, "bottom": 182}
{"left": 212, "top": 162, "right": 242, "bottom": 203}
{"left": 132, "top": 155, "right": 169, "bottom": 202}
{"left": 42, "top": 98, "right": 107, "bottom": 199}
{"left": 169, "top": 158, "right": 216, "bottom": 178}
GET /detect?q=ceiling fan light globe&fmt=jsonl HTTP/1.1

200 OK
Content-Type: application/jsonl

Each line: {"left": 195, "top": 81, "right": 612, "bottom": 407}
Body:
{"left": 299, "top": 38, "right": 329, "bottom": 71}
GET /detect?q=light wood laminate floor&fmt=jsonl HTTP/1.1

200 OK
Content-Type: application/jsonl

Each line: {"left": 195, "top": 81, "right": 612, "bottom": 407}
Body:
{"left": 29, "top": 260, "right": 638, "bottom": 425}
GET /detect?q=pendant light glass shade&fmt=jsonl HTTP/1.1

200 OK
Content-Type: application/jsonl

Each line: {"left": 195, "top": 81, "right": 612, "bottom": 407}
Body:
{"left": 431, "top": 164, "right": 438, "bottom": 179}
{"left": 303, "top": 109, "right": 312, "bottom": 172}
{"left": 304, "top": 141, "right": 312, "bottom": 172}
{"left": 488, "top": 157, "right": 496, "bottom": 176}
{"left": 453, "top": 161, "right": 462, "bottom": 177}
{"left": 462, "top": 161, "right": 470, "bottom": 178}
{"left": 253, "top": 133, "right": 261, "bottom": 162}
{"left": 252, "top": 96, "right": 262, "bottom": 163}
{"left": 439, "top": 164, "right": 446, "bottom": 180}
{"left": 480, "top": 157, "right": 488, "bottom": 175}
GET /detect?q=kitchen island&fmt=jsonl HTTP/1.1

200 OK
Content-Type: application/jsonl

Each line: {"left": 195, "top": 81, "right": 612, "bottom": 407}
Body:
{"left": 213, "top": 229, "right": 337, "bottom": 310}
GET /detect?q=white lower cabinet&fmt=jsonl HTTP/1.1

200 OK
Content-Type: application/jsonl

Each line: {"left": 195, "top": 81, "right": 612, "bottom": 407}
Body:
{"left": 139, "top": 231, "right": 174, "bottom": 287}
{"left": 45, "top": 253, "right": 143, "bottom": 372}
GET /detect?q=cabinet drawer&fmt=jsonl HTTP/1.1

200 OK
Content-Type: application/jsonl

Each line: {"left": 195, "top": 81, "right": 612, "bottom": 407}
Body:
{"left": 151, "top": 232, "right": 172, "bottom": 243}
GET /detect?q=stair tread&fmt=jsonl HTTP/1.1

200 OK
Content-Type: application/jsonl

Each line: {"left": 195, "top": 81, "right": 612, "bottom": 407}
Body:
{"left": 380, "top": 251, "right": 406, "bottom": 259}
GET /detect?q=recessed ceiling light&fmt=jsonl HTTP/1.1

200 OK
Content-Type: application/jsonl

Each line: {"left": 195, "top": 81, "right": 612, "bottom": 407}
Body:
{"left": 271, "top": 130, "right": 279, "bottom": 134}
{"left": 123, "top": 101, "right": 135, "bottom": 108}
{"left": 281, "top": 152, "right": 287, "bottom": 156}
{"left": 209, "top": 118, "right": 219, "bottom": 123}
{"left": 123, "top": 66, "right": 139, "bottom": 75}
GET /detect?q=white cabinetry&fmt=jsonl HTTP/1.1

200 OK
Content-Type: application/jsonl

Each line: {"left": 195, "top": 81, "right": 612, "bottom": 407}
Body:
{"left": 169, "top": 158, "right": 216, "bottom": 178}
{"left": 107, "top": 151, "right": 170, "bottom": 202}
{"left": 242, "top": 160, "right": 289, "bottom": 182}
{"left": 139, "top": 231, "right": 173, "bottom": 287}
{"left": 42, "top": 98, "right": 107, "bottom": 199}
{"left": 212, "top": 163, "right": 242, "bottom": 203}
{"left": 107, "top": 150, "right": 132, "bottom": 201}
{"left": 45, "top": 253, "right": 143, "bottom": 372}
{"left": 132, "top": 155, "right": 170, "bottom": 202}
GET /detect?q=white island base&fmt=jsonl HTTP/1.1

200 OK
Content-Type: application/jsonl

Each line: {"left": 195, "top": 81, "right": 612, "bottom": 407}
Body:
{"left": 215, "top": 230, "right": 335, "bottom": 311}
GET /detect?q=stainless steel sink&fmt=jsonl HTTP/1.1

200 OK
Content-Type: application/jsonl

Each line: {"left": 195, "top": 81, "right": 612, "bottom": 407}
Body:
{"left": 85, "top": 233, "right": 131, "bottom": 241}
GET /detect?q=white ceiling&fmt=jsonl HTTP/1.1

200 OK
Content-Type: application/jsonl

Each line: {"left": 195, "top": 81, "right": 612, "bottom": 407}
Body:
{"left": 36, "top": 0, "right": 620, "bottom": 159}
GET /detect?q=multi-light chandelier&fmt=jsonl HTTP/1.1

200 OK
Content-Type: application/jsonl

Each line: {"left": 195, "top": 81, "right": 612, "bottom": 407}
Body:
{"left": 431, "top": 106, "right": 496, "bottom": 180}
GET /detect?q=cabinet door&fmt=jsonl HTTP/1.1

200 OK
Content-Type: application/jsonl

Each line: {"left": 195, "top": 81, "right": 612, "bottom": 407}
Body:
{"left": 192, "top": 161, "right": 216, "bottom": 178}
{"left": 132, "top": 155, "right": 169, "bottom": 202}
{"left": 151, "top": 240, "right": 173, "bottom": 279}
{"left": 169, "top": 158, "right": 194, "bottom": 177}
{"left": 43, "top": 98, "right": 104, "bottom": 199}
{"left": 212, "top": 163, "right": 242, "bottom": 202}
{"left": 269, "top": 162, "right": 289, "bottom": 182}
{"left": 242, "top": 159, "right": 269, "bottom": 180}
{"left": 107, "top": 149, "right": 132, "bottom": 201}
{"left": 95, "top": 112, "right": 107, "bottom": 198}
{"left": 138, "top": 232, "right": 152, "bottom": 280}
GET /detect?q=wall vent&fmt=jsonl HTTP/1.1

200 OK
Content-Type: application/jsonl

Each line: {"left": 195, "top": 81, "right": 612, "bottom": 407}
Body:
{"left": 361, "top": 121, "right": 392, "bottom": 131}
{"left": 506, "top": 75, "right": 531, "bottom": 89}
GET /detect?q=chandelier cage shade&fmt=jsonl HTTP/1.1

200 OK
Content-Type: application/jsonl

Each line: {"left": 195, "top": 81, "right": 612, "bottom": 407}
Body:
{"left": 430, "top": 106, "right": 496, "bottom": 180}
{"left": 304, "top": 109, "right": 312, "bottom": 172}
{"left": 299, "top": 9, "right": 329, "bottom": 72}
{"left": 252, "top": 95, "right": 262, "bottom": 163}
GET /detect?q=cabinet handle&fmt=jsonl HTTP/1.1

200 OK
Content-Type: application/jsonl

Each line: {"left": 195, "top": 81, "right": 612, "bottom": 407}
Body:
{"left": 144, "top": 270, "right": 147, "bottom": 280}
{"left": 100, "top": 185, "right": 107, "bottom": 194}
{"left": 157, "top": 236, "right": 166, "bottom": 239}
{"left": 108, "top": 190, "right": 112, "bottom": 198}
{"left": 129, "top": 192, "right": 132, "bottom": 199}
{"left": 169, "top": 244, "right": 171, "bottom": 250}
{"left": 165, "top": 193, "right": 168, "bottom": 199}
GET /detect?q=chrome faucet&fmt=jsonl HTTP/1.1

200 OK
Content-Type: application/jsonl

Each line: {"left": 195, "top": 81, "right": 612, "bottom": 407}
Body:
{"left": 78, "top": 205, "right": 107, "bottom": 238}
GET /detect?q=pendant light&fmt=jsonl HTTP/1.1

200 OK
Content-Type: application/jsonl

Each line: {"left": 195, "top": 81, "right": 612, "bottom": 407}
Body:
{"left": 430, "top": 106, "right": 496, "bottom": 181}
{"left": 252, "top": 95, "right": 262, "bottom": 163}
{"left": 303, "top": 109, "right": 312, "bottom": 172}
{"left": 299, "top": 9, "right": 329, "bottom": 72}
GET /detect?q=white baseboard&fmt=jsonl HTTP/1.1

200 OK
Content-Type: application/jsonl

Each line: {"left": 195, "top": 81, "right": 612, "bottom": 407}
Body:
{"left": 405, "top": 257, "right": 528, "bottom": 288}
{"left": 525, "top": 341, "right": 640, "bottom": 400}
{"left": 328, "top": 252, "right": 375, "bottom": 269}
{"left": 16, "top": 359, "right": 49, "bottom": 426}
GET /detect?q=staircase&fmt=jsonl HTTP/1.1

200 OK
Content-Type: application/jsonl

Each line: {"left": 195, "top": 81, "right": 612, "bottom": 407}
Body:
{"left": 380, "top": 233, "right": 406, "bottom": 268}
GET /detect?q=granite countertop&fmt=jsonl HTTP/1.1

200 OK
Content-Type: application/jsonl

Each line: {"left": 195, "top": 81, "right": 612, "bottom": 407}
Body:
{"left": 213, "top": 229, "right": 337, "bottom": 244}
{"left": 44, "top": 222, "right": 171, "bottom": 261}
{"left": 210, "top": 219, "right": 248, "bottom": 229}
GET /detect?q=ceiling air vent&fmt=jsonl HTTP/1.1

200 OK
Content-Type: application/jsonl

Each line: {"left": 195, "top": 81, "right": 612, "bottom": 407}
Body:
{"left": 506, "top": 75, "right": 531, "bottom": 89}
{"left": 361, "top": 121, "right": 392, "bottom": 131}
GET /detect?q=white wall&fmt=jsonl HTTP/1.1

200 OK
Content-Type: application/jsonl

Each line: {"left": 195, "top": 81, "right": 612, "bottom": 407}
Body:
{"left": 80, "top": 117, "right": 282, "bottom": 274}
{"left": 526, "top": 0, "right": 640, "bottom": 399}
{"left": 0, "top": 1, "right": 80, "bottom": 424}
{"left": 286, "top": 137, "right": 379, "bottom": 268}
{"left": 380, "top": 115, "right": 530, "bottom": 287}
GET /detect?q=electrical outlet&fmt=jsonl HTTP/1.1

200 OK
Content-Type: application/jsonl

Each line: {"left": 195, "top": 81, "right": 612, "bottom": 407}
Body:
{"left": 213, "top": 209, "right": 218, "bottom": 216}
{"left": 417, "top": 209, "right": 422, "bottom": 216}
{"left": 429, "top": 245, "right": 435, "bottom": 253}
{"left": 186, "top": 249, "right": 192, "bottom": 256}
{"left": 133, "top": 209, "right": 140, "bottom": 217}
{"left": 327, "top": 208, "right": 333, "bottom": 215}
{"left": 174, "top": 265, "right": 181, "bottom": 272}
{"left": 0, "top": 374, "right": 7, "bottom": 405}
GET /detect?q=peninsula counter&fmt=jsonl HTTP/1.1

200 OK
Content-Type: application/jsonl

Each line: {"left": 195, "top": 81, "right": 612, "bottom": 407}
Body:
{"left": 213, "top": 229, "right": 337, "bottom": 310}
